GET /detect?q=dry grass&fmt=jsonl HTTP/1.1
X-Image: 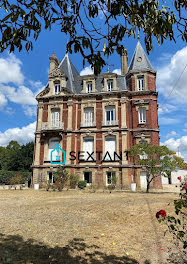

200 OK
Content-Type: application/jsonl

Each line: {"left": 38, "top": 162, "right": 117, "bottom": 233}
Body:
{"left": 0, "top": 189, "right": 179, "bottom": 264}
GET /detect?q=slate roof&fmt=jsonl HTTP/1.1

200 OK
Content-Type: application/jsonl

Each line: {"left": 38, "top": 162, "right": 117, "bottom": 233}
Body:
{"left": 128, "top": 41, "right": 155, "bottom": 73}
{"left": 58, "top": 53, "right": 79, "bottom": 93}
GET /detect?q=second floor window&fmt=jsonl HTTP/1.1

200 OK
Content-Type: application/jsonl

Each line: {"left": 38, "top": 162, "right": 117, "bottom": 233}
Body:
{"left": 87, "top": 82, "right": 93, "bottom": 93}
{"left": 107, "top": 80, "right": 113, "bottom": 91}
{"left": 84, "top": 108, "right": 94, "bottom": 126}
{"left": 138, "top": 108, "right": 146, "bottom": 124}
{"left": 137, "top": 76, "right": 144, "bottom": 91}
{"left": 55, "top": 84, "right": 61, "bottom": 94}
{"left": 51, "top": 109, "right": 60, "bottom": 127}
{"left": 105, "top": 106, "right": 115, "bottom": 124}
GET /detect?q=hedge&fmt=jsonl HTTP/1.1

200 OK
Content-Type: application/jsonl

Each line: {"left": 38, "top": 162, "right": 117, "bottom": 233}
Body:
{"left": 0, "top": 170, "right": 31, "bottom": 185}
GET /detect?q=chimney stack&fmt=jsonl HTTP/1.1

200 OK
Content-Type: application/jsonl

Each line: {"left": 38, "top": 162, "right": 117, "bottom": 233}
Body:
{"left": 121, "top": 47, "right": 128, "bottom": 75}
{"left": 49, "top": 53, "right": 59, "bottom": 73}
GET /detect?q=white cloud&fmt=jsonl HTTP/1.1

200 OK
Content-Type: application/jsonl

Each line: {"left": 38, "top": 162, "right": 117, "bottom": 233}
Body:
{"left": 0, "top": 53, "right": 24, "bottom": 85}
{"left": 0, "top": 122, "right": 36, "bottom": 146}
{"left": 0, "top": 92, "right": 7, "bottom": 109}
{"left": 0, "top": 84, "right": 37, "bottom": 105}
{"left": 158, "top": 103, "right": 176, "bottom": 115}
{"left": 166, "top": 131, "right": 178, "bottom": 138}
{"left": 158, "top": 117, "right": 180, "bottom": 125}
{"left": 112, "top": 68, "right": 121, "bottom": 75}
{"left": 22, "top": 105, "right": 37, "bottom": 117}
{"left": 4, "top": 107, "right": 15, "bottom": 115}
{"left": 162, "top": 135, "right": 187, "bottom": 155}
{"left": 80, "top": 66, "right": 93, "bottom": 76}
{"left": 157, "top": 46, "right": 187, "bottom": 101}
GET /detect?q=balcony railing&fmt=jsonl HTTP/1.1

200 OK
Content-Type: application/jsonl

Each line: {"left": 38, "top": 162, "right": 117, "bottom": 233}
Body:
{"left": 41, "top": 122, "right": 64, "bottom": 131}
{"left": 80, "top": 122, "right": 96, "bottom": 127}
{"left": 102, "top": 120, "right": 118, "bottom": 126}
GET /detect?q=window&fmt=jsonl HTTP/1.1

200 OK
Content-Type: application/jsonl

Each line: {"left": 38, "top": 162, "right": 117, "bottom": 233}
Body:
{"left": 84, "top": 108, "right": 94, "bottom": 126}
{"left": 87, "top": 82, "right": 93, "bottom": 93}
{"left": 139, "top": 140, "right": 147, "bottom": 145}
{"left": 138, "top": 108, "right": 146, "bottom": 124}
{"left": 48, "top": 172, "right": 54, "bottom": 184}
{"left": 107, "top": 80, "right": 113, "bottom": 91}
{"left": 137, "top": 76, "right": 144, "bottom": 91}
{"left": 83, "top": 137, "right": 94, "bottom": 161}
{"left": 105, "top": 106, "right": 115, "bottom": 125}
{"left": 48, "top": 138, "right": 60, "bottom": 161}
{"left": 105, "top": 136, "right": 116, "bottom": 160}
{"left": 51, "top": 109, "right": 60, "bottom": 128}
{"left": 84, "top": 172, "right": 92, "bottom": 184}
{"left": 106, "top": 171, "right": 116, "bottom": 185}
{"left": 55, "top": 83, "right": 61, "bottom": 94}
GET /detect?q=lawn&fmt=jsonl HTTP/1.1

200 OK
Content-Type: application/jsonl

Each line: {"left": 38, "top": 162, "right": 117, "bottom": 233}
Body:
{"left": 0, "top": 190, "right": 180, "bottom": 264}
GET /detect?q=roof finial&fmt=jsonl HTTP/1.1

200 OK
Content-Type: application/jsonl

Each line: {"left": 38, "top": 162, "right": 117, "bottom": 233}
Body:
{"left": 138, "top": 29, "right": 140, "bottom": 40}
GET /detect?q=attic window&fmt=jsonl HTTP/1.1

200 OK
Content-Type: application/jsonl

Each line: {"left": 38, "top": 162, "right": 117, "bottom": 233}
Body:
{"left": 55, "top": 83, "right": 61, "bottom": 94}
{"left": 137, "top": 76, "right": 144, "bottom": 91}
{"left": 87, "top": 82, "right": 93, "bottom": 93}
{"left": 107, "top": 80, "right": 113, "bottom": 91}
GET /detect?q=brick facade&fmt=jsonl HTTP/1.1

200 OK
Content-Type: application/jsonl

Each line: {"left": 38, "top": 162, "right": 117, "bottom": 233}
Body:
{"left": 33, "top": 41, "right": 162, "bottom": 190}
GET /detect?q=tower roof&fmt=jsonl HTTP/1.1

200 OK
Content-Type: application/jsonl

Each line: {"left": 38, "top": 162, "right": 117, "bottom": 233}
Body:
{"left": 128, "top": 41, "right": 155, "bottom": 73}
{"left": 58, "top": 53, "right": 79, "bottom": 92}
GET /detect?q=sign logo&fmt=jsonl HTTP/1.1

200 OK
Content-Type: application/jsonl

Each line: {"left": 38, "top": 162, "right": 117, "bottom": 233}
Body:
{"left": 50, "top": 144, "right": 66, "bottom": 165}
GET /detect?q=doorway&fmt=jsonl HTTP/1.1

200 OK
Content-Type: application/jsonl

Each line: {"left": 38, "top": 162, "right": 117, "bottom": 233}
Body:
{"left": 83, "top": 172, "right": 92, "bottom": 184}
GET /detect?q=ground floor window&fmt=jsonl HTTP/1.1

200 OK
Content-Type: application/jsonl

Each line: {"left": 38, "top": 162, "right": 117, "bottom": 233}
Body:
{"left": 48, "top": 172, "right": 54, "bottom": 184}
{"left": 106, "top": 171, "right": 116, "bottom": 185}
{"left": 83, "top": 171, "right": 92, "bottom": 184}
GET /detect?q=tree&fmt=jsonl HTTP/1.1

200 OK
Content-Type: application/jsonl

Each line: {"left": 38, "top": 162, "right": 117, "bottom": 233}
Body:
{"left": 0, "top": 0, "right": 186, "bottom": 73}
{"left": 129, "top": 144, "right": 186, "bottom": 193}
{"left": 53, "top": 167, "right": 70, "bottom": 189}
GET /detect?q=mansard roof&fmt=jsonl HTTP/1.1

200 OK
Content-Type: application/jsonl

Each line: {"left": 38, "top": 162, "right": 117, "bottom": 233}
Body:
{"left": 58, "top": 53, "right": 79, "bottom": 92}
{"left": 128, "top": 41, "right": 155, "bottom": 73}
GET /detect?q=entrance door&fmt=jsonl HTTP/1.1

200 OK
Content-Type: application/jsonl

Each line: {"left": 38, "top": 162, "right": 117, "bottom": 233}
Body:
{"left": 84, "top": 172, "right": 92, "bottom": 184}
{"left": 140, "top": 171, "right": 147, "bottom": 189}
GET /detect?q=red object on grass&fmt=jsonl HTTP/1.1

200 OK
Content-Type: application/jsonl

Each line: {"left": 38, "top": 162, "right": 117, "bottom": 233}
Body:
{"left": 56, "top": 182, "right": 60, "bottom": 185}
{"left": 156, "top": 210, "right": 166, "bottom": 218}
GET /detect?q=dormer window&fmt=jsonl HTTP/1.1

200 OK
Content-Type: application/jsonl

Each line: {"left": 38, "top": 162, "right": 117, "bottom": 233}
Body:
{"left": 137, "top": 76, "right": 144, "bottom": 91}
{"left": 107, "top": 80, "right": 113, "bottom": 91}
{"left": 87, "top": 82, "right": 93, "bottom": 93}
{"left": 55, "top": 83, "right": 61, "bottom": 94}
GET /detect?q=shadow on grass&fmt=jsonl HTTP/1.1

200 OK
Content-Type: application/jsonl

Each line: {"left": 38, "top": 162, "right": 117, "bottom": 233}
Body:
{"left": 0, "top": 233, "right": 139, "bottom": 264}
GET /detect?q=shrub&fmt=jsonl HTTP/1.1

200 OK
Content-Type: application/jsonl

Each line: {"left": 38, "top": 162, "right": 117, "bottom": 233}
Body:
{"left": 0, "top": 170, "right": 31, "bottom": 185}
{"left": 156, "top": 178, "right": 187, "bottom": 263}
{"left": 107, "top": 184, "right": 115, "bottom": 192}
{"left": 9, "top": 175, "right": 25, "bottom": 185}
{"left": 53, "top": 167, "right": 69, "bottom": 189}
{"left": 78, "top": 180, "right": 87, "bottom": 189}
{"left": 69, "top": 174, "right": 78, "bottom": 189}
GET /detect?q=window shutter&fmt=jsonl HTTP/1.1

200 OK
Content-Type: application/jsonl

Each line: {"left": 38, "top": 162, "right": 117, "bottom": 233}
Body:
{"left": 83, "top": 138, "right": 94, "bottom": 160}
{"left": 105, "top": 137, "right": 116, "bottom": 160}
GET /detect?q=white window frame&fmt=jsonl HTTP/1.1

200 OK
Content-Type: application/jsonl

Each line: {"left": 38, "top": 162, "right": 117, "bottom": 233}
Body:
{"left": 105, "top": 106, "right": 115, "bottom": 125}
{"left": 106, "top": 171, "right": 116, "bottom": 185}
{"left": 48, "top": 138, "right": 60, "bottom": 161}
{"left": 84, "top": 108, "right": 94, "bottom": 126}
{"left": 87, "top": 82, "right": 93, "bottom": 93}
{"left": 107, "top": 80, "right": 113, "bottom": 91}
{"left": 137, "top": 76, "right": 144, "bottom": 91}
{"left": 51, "top": 109, "right": 60, "bottom": 128}
{"left": 138, "top": 108, "right": 146, "bottom": 124}
{"left": 83, "top": 137, "right": 94, "bottom": 161}
{"left": 104, "top": 136, "right": 116, "bottom": 160}
{"left": 54, "top": 83, "right": 61, "bottom": 94}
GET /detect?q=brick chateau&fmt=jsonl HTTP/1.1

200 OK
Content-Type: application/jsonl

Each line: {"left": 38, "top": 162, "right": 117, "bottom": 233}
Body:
{"left": 32, "top": 40, "right": 162, "bottom": 189}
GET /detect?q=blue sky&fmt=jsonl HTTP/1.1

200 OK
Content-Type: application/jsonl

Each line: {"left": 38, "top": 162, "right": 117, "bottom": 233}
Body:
{"left": 0, "top": 17, "right": 187, "bottom": 160}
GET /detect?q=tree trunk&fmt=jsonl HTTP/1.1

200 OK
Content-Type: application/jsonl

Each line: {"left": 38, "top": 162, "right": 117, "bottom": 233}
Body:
{"left": 146, "top": 182, "right": 150, "bottom": 193}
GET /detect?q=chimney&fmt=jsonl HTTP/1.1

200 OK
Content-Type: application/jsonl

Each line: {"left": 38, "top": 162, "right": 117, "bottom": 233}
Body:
{"left": 121, "top": 47, "right": 128, "bottom": 75}
{"left": 49, "top": 53, "right": 59, "bottom": 73}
